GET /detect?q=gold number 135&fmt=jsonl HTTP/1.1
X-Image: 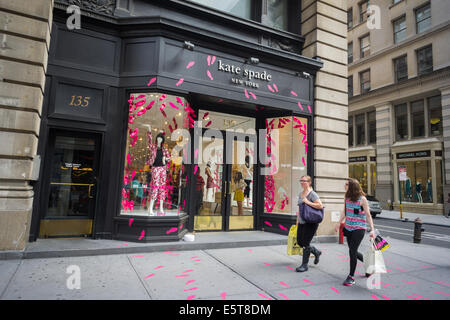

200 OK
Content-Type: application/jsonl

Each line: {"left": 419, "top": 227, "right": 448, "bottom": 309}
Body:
{"left": 69, "top": 96, "right": 91, "bottom": 107}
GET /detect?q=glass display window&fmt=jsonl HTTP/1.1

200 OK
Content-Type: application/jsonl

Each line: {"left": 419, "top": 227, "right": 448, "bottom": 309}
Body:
{"left": 264, "top": 116, "right": 308, "bottom": 216}
{"left": 398, "top": 160, "right": 432, "bottom": 203}
{"left": 436, "top": 160, "right": 443, "bottom": 204}
{"left": 121, "top": 93, "right": 190, "bottom": 217}
{"left": 188, "top": 0, "right": 252, "bottom": 20}
{"left": 349, "top": 164, "right": 368, "bottom": 194}
{"left": 370, "top": 163, "right": 376, "bottom": 196}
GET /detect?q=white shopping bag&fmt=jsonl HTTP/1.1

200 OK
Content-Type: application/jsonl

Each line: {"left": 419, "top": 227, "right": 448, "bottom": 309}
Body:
{"left": 363, "top": 239, "right": 387, "bottom": 274}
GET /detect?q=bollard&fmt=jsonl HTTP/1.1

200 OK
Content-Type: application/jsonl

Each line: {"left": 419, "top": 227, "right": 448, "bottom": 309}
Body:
{"left": 413, "top": 218, "right": 425, "bottom": 244}
{"left": 339, "top": 222, "right": 345, "bottom": 244}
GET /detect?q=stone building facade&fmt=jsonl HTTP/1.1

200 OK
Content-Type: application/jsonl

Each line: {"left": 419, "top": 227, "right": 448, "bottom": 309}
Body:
{"left": 0, "top": 0, "right": 54, "bottom": 250}
{"left": 347, "top": 0, "right": 450, "bottom": 215}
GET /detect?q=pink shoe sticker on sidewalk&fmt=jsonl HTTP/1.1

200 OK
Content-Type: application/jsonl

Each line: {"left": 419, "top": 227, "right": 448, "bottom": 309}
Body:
{"left": 330, "top": 287, "right": 340, "bottom": 294}
{"left": 299, "top": 289, "right": 309, "bottom": 296}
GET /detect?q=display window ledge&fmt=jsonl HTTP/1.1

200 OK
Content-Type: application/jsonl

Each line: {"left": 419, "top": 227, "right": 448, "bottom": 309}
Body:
{"left": 260, "top": 213, "right": 297, "bottom": 236}
{"left": 113, "top": 213, "right": 189, "bottom": 243}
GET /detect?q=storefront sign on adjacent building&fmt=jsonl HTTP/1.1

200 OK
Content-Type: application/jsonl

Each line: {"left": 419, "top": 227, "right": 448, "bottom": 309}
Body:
{"left": 396, "top": 150, "right": 430, "bottom": 159}
{"left": 349, "top": 156, "right": 367, "bottom": 163}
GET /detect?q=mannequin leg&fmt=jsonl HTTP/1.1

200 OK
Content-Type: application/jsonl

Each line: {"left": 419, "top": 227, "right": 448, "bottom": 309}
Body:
{"left": 159, "top": 197, "right": 165, "bottom": 214}
{"left": 207, "top": 188, "right": 213, "bottom": 202}
{"left": 149, "top": 199, "right": 155, "bottom": 216}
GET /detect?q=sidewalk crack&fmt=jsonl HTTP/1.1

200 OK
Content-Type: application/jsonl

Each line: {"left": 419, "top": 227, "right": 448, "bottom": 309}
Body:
{"left": 126, "top": 255, "right": 153, "bottom": 300}
{"left": 0, "top": 260, "right": 23, "bottom": 300}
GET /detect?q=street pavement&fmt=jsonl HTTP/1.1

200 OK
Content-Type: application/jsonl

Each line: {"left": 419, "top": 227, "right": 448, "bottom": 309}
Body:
{"left": 1, "top": 235, "right": 449, "bottom": 300}
{"left": 374, "top": 219, "right": 450, "bottom": 249}
{"left": 377, "top": 209, "right": 450, "bottom": 227}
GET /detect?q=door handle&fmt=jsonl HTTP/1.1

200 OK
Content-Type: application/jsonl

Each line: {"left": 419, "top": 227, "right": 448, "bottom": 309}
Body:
{"left": 88, "top": 184, "right": 95, "bottom": 198}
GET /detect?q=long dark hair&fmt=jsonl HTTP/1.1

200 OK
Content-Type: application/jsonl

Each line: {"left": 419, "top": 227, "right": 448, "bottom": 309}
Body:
{"left": 234, "top": 171, "right": 243, "bottom": 183}
{"left": 345, "top": 178, "right": 365, "bottom": 202}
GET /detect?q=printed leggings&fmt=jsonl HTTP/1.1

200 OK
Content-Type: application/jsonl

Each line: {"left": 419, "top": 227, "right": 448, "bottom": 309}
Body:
{"left": 150, "top": 167, "right": 167, "bottom": 203}
{"left": 343, "top": 228, "right": 365, "bottom": 277}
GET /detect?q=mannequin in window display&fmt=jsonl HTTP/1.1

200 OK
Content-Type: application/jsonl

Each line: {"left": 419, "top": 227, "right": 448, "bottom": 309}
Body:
{"left": 146, "top": 128, "right": 171, "bottom": 216}
{"left": 427, "top": 177, "right": 432, "bottom": 202}
{"left": 205, "top": 161, "right": 214, "bottom": 202}
{"left": 233, "top": 171, "right": 247, "bottom": 216}
{"left": 243, "top": 156, "right": 253, "bottom": 207}
{"left": 405, "top": 176, "right": 412, "bottom": 200}
{"left": 415, "top": 179, "right": 423, "bottom": 203}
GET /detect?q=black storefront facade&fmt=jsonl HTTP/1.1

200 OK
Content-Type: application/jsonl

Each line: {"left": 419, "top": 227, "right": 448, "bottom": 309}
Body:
{"left": 29, "top": 0, "right": 322, "bottom": 243}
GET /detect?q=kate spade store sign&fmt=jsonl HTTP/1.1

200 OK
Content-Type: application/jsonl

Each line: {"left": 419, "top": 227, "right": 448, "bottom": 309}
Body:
{"left": 217, "top": 59, "right": 272, "bottom": 89}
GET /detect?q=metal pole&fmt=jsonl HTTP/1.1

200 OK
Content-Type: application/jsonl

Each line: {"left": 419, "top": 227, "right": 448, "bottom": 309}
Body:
{"left": 398, "top": 173, "right": 403, "bottom": 219}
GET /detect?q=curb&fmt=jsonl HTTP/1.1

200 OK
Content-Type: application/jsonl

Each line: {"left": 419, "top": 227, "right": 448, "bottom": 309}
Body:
{"left": 0, "top": 235, "right": 340, "bottom": 261}
{"left": 376, "top": 216, "right": 450, "bottom": 228}
{"left": 0, "top": 239, "right": 287, "bottom": 261}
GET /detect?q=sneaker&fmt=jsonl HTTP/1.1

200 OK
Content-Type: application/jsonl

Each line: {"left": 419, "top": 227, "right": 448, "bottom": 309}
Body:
{"left": 343, "top": 275, "right": 355, "bottom": 286}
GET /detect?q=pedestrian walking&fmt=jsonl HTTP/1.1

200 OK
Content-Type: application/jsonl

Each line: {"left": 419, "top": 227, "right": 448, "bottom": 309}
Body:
{"left": 335, "top": 178, "right": 375, "bottom": 286}
{"left": 296, "top": 175, "right": 324, "bottom": 272}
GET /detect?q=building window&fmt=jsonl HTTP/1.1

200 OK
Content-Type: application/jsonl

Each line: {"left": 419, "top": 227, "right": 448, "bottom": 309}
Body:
{"left": 428, "top": 95, "right": 442, "bottom": 136}
{"left": 348, "top": 75, "right": 354, "bottom": 97}
{"left": 264, "top": 116, "right": 308, "bottom": 215}
{"left": 393, "top": 16, "right": 407, "bottom": 43}
{"left": 348, "top": 42, "right": 353, "bottom": 64}
{"left": 398, "top": 161, "right": 432, "bottom": 203}
{"left": 187, "top": 0, "right": 253, "bottom": 20}
{"left": 394, "top": 55, "right": 408, "bottom": 82}
{"left": 370, "top": 163, "right": 376, "bottom": 196}
{"left": 411, "top": 100, "right": 425, "bottom": 138}
{"left": 360, "top": 69, "right": 370, "bottom": 94}
{"left": 360, "top": 35, "right": 370, "bottom": 59}
{"left": 264, "top": 0, "right": 289, "bottom": 31}
{"left": 348, "top": 8, "right": 353, "bottom": 29}
{"left": 417, "top": 45, "right": 433, "bottom": 75}
{"left": 359, "top": 1, "right": 370, "bottom": 23}
{"left": 395, "top": 103, "right": 408, "bottom": 140}
{"left": 416, "top": 3, "right": 431, "bottom": 34}
{"left": 349, "top": 115, "right": 354, "bottom": 147}
{"left": 356, "top": 114, "right": 366, "bottom": 145}
{"left": 121, "top": 93, "right": 190, "bottom": 217}
{"left": 368, "top": 111, "right": 376, "bottom": 144}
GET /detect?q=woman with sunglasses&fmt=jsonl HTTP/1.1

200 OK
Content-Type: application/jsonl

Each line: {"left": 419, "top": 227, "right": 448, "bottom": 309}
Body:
{"left": 335, "top": 178, "right": 375, "bottom": 286}
{"left": 296, "top": 176, "right": 324, "bottom": 272}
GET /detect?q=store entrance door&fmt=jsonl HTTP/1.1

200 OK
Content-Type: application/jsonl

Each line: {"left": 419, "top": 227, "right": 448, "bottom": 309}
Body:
{"left": 39, "top": 130, "right": 101, "bottom": 238}
{"left": 193, "top": 111, "right": 256, "bottom": 231}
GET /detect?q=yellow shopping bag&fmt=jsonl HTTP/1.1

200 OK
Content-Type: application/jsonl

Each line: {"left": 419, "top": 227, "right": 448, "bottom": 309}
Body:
{"left": 287, "top": 225, "right": 303, "bottom": 256}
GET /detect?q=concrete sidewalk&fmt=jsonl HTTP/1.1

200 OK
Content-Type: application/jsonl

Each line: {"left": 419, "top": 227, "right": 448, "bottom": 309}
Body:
{"left": 377, "top": 210, "right": 450, "bottom": 227}
{"left": 1, "top": 235, "right": 449, "bottom": 300}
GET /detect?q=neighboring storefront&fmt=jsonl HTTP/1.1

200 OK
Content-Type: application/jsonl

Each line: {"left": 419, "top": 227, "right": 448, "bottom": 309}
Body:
{"left": 29, "top": 1, "right": 323, "bottom": 242}
{"left": 392, "top": 144, "right": 444, "bottom": 214}
{"left": 348, "top": 154, "right": 377, "bottom": 196}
